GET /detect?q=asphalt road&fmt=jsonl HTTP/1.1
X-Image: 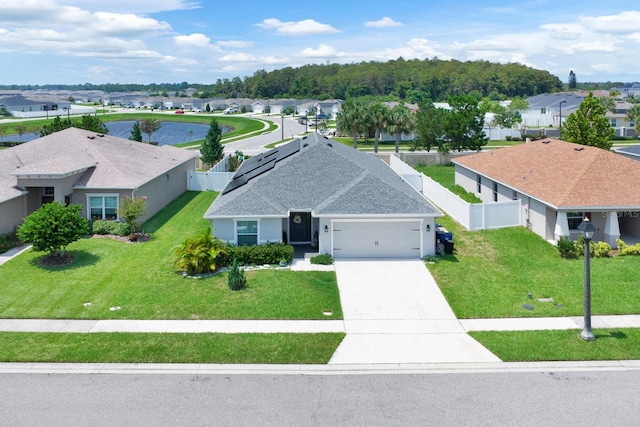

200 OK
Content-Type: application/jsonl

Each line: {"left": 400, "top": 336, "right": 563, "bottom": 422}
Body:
{"left": 2, "top": 370, "right": 639, "bottom": 426}
{"left": 223, "top": 114, "right": 311, "bottom": 155}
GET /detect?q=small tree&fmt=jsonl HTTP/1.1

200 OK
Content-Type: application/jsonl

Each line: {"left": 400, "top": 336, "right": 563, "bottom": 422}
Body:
{"left": 561, "top": 92, "right": 614, "bottom": 150}
{"left": 129, "top": 121, "right": 143, "bottom": 142}
{"left": 200, "top": 117, "right": 224, "bottom": 166}
{"left": 174, "top": 227, "right": 226, "bottom": 275}
{"left": 227, "top": 258, "right": 247, "bottom": 291}
{"left": 14, "top": 124, "right": 28, "bottom": 142}
{"left": 118, "top": 196, "right": 148, "bottom": 236}
{"left": 17, "top": 203, "right": 89, "bottom": 257}
{"left": 139, "top": 119, "right": 161, "bottom": 144}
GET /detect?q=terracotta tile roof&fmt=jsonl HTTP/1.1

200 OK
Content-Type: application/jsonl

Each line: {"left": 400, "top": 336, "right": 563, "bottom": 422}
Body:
{"left": 453, "top": 139, "right": 640, "bottom": 209}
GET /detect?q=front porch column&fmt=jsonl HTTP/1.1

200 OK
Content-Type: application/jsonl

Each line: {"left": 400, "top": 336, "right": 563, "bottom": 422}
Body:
{"left": 554, "top": 211, "right": 570, "bottom": 242}
{"left": 604, "top": 212, "right": 620, "bottom": 249}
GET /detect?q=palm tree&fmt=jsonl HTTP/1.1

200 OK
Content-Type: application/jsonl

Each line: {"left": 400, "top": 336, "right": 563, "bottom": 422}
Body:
{"left": 370, "top": 102, "right": 390, "bottom": 153}
{"left": 386, "top": 104, "right": 414, "bottom": 153}
{"left": 626, "top": 104, "right": 640, "bottom": 136}
{"left": 336, "top": 98, "right": 368, "bottom": 149}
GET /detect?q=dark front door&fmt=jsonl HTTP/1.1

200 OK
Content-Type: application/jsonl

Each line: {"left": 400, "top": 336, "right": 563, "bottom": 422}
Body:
{"left": 289, "top": 212, "right": 311, "bottom": 243}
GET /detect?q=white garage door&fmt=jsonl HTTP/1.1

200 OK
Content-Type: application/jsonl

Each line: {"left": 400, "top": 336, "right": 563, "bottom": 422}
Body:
{"left": 332, "top": 221, "right": 421, "bottom": 258}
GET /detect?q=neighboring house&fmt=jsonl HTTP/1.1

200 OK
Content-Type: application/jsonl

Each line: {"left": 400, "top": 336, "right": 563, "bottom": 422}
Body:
{"left": 251, "top": 100, "right": 266, "bottom": 114}
{"left": 610, "top": 82, "right": 640, "bottom": 98}
{"left": 204, "top": 132, "right": 442, "bottom": 258}
{"left": 0, "top": 95, "right": 70, "bottom": 118}
{"left": 523, "top": 93, "right": 585, "bottom": 128}
{"left": 0, "top": 128, "right": 198, "bottom": 234}
{"left": 453, "top": 139, "right": 640, "bottom": 248}
{"left": 613, "top": 144, "right": 640, "bottom": 161}
{"left": 606, "top": 101, "right": 637, "bottom": 137}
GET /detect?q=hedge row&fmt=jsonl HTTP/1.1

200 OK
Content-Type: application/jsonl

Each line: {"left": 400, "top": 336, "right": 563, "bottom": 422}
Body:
{"left": 218, "top": 242, "right": 294, "bottom": 266}
{"left": 90, "top": 220, "right": 131, "bottom": 236}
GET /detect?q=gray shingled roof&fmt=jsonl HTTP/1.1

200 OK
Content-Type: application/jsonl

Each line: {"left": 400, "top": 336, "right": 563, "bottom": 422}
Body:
{"left": 204, "top": 133, "right": 440, "bottom": 218}
{"left": 0, "top": 127, "right": 198, "bottom": 202}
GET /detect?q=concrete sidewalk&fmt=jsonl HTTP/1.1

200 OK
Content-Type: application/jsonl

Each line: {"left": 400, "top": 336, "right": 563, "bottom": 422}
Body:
{"left": 1, "top": 315, "right": 640, "bottom": 334}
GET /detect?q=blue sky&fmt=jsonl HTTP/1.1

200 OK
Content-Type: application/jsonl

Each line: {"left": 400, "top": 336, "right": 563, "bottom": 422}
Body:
{"left": 1, "top": 0, "right": 639, "bottom": 85}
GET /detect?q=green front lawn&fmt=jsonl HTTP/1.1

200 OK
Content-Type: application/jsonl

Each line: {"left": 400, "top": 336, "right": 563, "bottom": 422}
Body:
{"left": 414, "top": 164, "right": 482, "bottom": 203}
{"left": 471, "top": 329, "right": 640, "bottom": 361}
{"left": 428, "top": 216, "right": 640, "bottom": 319}
{"left": 0, "top": 191, "right": 342, "bottom": 320}
{"left": 0, "top": 332, "right": 345, "bottom": 364}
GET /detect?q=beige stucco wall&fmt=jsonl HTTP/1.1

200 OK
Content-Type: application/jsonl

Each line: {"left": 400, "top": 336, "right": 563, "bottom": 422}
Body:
{"left": 0, "top": 195, "right": 26, "bottom": 234}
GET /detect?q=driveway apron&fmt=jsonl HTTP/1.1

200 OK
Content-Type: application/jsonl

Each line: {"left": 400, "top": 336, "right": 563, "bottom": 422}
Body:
{"left": 329, "top": 259, "right": 500, "bottom": 364}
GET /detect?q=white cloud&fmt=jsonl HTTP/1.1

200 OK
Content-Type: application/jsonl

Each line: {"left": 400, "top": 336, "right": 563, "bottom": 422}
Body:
{"left": 299, "top": 44, "right": 342, "bottom": 58}
{"left": 220, "top": 52, "right": 256, "bottom": 62}
{"left": 580, "top": 11, "right": 640, "bottom": 34}
{"left": 57, "top": 0, "right": 199, "bottom": 14}
{"left": 373, "top": 38, "right": 444, "bottom": 61}
{"left": 565, "top": 41, "right": 617, "bottom": 54}
{"left": 364, "top": 17, "right": 403, "bottom": 28}
{"left": 255, "top": 18, "right": 340, "bottom": 36}
{"left": 174, "top": 33, "right": 211, "bottom": 47}
{"left": 216, "top": 40, "right": 254, "bottom": 48}
{"left": 92, "top": 12, "right": 171, "bottom": 37}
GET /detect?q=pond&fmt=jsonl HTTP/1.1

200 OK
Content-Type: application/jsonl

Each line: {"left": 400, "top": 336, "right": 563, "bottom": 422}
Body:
{"left": 3, "top": 120, "right": 231, "bottom": 145}
{"left": 105, "top": 121, "right": 231, "bottom": 146}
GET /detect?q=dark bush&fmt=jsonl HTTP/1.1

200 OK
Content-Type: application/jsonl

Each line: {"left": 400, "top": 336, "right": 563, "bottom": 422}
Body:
{"left": 310, "top": 254, "right": 334, "bottom": 265}
{"left": 90, "top": 220, "right": 131, "bottom": 236}
{"left": 219, "top": 242, "right": 294, "bottom": 266}
{"left": 557, "top": 236, "right": 578, "bottom": 258}
{"left": 227, "top": 258, "right": 246, "bottom": 291}
{"left": 0, "top": 232, "right": 21, "bottom": 254}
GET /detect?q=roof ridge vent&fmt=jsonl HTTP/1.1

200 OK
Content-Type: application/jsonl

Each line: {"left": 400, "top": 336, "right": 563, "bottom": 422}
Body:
{"left": 327, "top": 142, "right": 333, "bottom": 148}
{"left": 542, "top": 140, "right": 551, "bottom": 144}
{"left": 87, "top": 136, "right": 95, "bottom": 139}
{"left": 574, "top": 147, "right": 584, "bottom": 151}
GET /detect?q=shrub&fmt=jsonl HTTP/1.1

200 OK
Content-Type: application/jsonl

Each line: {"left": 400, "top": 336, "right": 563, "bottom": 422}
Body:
{"left": 118, "top": 196, "right": 148, "bottom": 234}
{"left": 591, "top": 241, "right": 611, "bottom": 258}
{"left": 505, "top": 135, "right": 512, "bottom": 141}
{"left": 310, "top": 254, "right": 334, "bottom": 265}
{"left": 91, "top": 220, "right": 131, "bottom": 236}
{"left": 557, "top": 236, "right": 578, "bottom": 258}
{"left": 617, "top": 238, "right": 640, "bottom": 256}
{"left": 227, "top": 258, "right": 246, "bottom": 291}
{"left": 0, "top": 232, "right": 21, "bottom": 254}
{"left": 219, "top": 242, "right": 294, "bottom": 266}
{"left": 17, "top": 202, "right": 89, "bottom": 257}
{"left": 174, "top": 227, "right": 227, "bottom": 275}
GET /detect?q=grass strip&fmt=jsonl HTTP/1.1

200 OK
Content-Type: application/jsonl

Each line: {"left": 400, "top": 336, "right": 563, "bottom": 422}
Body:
{"left": 471, "top": 329, "right": 640, "bottom": 361}
{"left": 0, "top": 332, "right": 345, "bottom": 364}
{"left": 414, "top": 164, "right": 482, "bottom": 203}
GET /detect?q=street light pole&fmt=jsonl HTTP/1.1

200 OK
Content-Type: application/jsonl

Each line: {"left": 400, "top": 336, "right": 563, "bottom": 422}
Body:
{"left": 281, "top": 114, "right": 284, "bottom": 142}
{"left": 578, "top": 217, "right": 596, "bottom": 341}
{"left": 559, "top": 100, "right": 566, "bottom": 129}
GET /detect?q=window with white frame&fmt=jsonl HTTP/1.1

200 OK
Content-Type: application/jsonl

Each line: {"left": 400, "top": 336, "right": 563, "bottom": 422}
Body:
{"left": 88, "top": 194, "right": 118, "bottom": 221}
{"left": 611, "top": 119, "right": 617, "bottom": 127}
{"left": 566, "top": 212, "right": 584, "bottom": 230}
{"left": 236, "top": 220, "right": 257, "bottom": 246}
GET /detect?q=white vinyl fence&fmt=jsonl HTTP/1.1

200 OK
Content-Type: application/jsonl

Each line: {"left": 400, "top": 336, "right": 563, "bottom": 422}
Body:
{"left": 187, "top": 156, "right": 233, "bottom": 191}
{"left": 390, "top": 155, "right": 521, "bottom": 231}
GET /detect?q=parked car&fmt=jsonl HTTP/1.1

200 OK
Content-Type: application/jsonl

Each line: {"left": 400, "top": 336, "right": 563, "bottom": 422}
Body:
{"left": 175, "top": 109, "right": 185, "bottom": 114}
{"left": 192, "top": 108, "right": 202, "bottom": 113}
{"left": 223, "top": 107, "right": 239, "bottom": 114}
{"left": 316, "top": 114, "right": 329, "bottom": 120}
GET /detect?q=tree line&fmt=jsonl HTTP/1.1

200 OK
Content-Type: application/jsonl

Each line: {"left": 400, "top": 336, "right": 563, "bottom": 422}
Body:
{"left": 2, "top": 58, "right": 563, "bottom": 101}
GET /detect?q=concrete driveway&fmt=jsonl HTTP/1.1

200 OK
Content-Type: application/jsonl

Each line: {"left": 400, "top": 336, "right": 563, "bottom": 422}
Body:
{"left": 329, "top": 259, "right": 500, "bottom": 365}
